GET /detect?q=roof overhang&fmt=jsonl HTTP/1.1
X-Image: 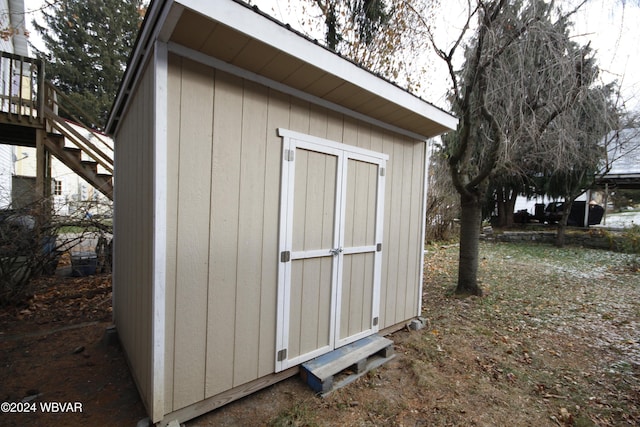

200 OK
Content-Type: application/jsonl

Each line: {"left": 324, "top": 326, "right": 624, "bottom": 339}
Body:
{"left": 107, "top": 0, "right": 458, "bottom": 138}
{"left": 594, "top": 173, "right": 640, "bottom": 190}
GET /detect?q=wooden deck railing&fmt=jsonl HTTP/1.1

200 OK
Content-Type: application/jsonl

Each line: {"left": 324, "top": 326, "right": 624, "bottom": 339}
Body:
{"left": 1, "top": 50, "right": 114, "bottom": 199}
{"left": 0, "top": 51, "right": 44, "bottom": 123}
{"left": 43, "top": 82, "right": 114, "bottom": 174}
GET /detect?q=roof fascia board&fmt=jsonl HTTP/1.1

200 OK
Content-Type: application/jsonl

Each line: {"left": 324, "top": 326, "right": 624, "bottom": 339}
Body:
{"left": 158, "top": 3, "right": 184, "bottom": 42}
{"left": 109, "top": 51, "right": 155, "bottom": 138}
{"left": 168, "top": 41, "right": 433, "bottom": 141}
{"left": 107, "top": 0, "right": 178, "bottom": 134}
{"left": 178, "top": 0, "right": 458, "bottom": 131}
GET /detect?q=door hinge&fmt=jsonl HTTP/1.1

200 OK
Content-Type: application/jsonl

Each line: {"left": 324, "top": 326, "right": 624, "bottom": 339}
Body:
{"left": 376, "top": 243, "right": 382, "bottom": 252}
{"left": 280, "top": 251, "right": 291, "bottom": 263}
{"left": 379, "top": 167, "right": 385, "bottom": 177}
{"left": 372, "top": 317, "right": 379, "bottom": 326}
{"left": 284, "top": 149, "right": 295, "bottom": 162}
{"left": 277, "top": 349, "right": 287, "bottom": 361}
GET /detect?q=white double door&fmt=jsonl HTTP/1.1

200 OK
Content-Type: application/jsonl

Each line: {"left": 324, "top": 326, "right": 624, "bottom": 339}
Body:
{"left": 276, "top": 129, "right": 387, "bottom": 372}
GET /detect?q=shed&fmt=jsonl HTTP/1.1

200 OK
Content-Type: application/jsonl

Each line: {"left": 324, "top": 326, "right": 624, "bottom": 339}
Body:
{"left": 106, "top": 0, "right": 458, "bottom": 424}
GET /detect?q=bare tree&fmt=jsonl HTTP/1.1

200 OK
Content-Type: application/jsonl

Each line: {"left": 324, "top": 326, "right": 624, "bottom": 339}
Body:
{"left": 281, "top": 0, "right": 438, "bottom": 92}
{"left": 425, "top": 0, "right": 614, "bottom": 295}
{"left": 0, "top": 193, "right": 112, "bottom": 306}
{"left": 425, "top": 140, "right": 461, "bottom": 243}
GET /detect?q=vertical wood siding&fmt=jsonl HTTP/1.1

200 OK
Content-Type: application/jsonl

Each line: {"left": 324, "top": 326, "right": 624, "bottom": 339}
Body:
{"left": 0, "top": 145, "right": 12, "bottom": 208}
{"left": 163, "top": 55, "right": 425, "bottom": 413}
{"left": 113, "top": 59, "right": 155, "bottom": 410}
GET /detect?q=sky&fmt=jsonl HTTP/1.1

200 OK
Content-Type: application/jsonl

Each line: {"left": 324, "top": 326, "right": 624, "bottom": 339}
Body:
{"left": 21, "top": 0, "right": 640, "bottom": 111}
{"left": 241, "top": 0, "right": 640, "bottom": 111}
{"left": 572, "top": 1, "right": 640, "bottom": 110}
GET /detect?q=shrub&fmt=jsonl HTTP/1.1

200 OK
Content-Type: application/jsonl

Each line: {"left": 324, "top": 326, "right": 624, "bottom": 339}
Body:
{"left": 618, "top": 224, "right": 640, "bottom": 271}
{"left": 0, "top": 200, "right": 112, "bottom": 306}
{"left": 619, "top": 224, "right": 640, "bottom": 254}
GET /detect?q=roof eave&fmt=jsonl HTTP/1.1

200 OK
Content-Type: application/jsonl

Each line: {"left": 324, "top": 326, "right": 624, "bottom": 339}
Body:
{"left": 179, "top": 0, "right": 457, "bottom": 135}
{"left": 107, "top": 0, "right": 458, "bottom": 137}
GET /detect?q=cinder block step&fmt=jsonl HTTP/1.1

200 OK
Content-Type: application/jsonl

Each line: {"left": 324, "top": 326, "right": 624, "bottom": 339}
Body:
{"left": 300, "top": 335, "right": 394, "bottom": 395}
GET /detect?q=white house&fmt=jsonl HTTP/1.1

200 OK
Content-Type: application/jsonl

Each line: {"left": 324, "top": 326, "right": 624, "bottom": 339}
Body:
{"left": 12, "top": 120, "right": 113, "bottom": 216}
{"left": 0, "top": 0, "right": 30, "bottom": 208}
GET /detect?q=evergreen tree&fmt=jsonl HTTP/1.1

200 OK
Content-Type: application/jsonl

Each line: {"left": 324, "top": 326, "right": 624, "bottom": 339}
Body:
{"left": 33, "top": 0, "right": 143, "bottom": 130}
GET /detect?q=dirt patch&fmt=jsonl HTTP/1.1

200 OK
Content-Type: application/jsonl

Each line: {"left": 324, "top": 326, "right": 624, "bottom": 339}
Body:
{"left": 1, "top": 242, "right": 638, "bottom": 426}
{"left": 0, "top": 274, "right": 146, "bottom": 427}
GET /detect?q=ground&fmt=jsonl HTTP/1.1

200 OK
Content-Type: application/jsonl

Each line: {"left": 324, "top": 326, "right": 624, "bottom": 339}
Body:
{"left": 1, "top": 241, "right": 638, "bottom": 426}
{"left": 0, "top": 274, "right": 146, "bottom": 426}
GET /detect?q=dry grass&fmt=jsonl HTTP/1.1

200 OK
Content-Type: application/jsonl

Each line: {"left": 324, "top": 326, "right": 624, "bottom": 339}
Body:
{"left": 195, "top": 241, "right": 640, "bottom": 427}
{"left": 407, "top": 241, "right": 640, "bottom": 427}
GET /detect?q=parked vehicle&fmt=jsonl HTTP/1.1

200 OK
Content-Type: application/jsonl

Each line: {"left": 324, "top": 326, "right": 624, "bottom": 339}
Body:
{"left": 515, "top": 201, "right": 604, "bottom": 227}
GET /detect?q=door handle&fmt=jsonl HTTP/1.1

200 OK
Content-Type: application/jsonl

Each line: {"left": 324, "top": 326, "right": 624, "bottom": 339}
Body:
{"left": 329, "top": 247, "right": 343, "bottom": 256}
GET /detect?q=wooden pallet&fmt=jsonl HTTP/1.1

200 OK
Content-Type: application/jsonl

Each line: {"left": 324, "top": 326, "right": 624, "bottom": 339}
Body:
{"left": 300, "top": 335, "right": 394, "bottom": 396}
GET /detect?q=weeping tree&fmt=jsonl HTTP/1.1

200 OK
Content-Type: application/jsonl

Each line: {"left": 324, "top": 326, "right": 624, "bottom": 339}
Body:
{"left": 427, "top": 0, "right": 612, "bottom": 295}
{"left": 490, "top": 85, "right": 622, "bottom": 232}
{"left": 538, "top": 82, "right": 620, "bottom": 246}
{"left": 484, "top": 12, "right": 601, "bottom": 228}
{"left": 485, "top": 0, "right": 633, "bottom": 229}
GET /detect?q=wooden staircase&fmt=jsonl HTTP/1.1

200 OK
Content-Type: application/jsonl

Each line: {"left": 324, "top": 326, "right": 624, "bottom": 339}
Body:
{"left": 40, "top": 86, "right": 114, "bottom": 199}
{"left": 0, "top": 51, "right": 114, "bottom": 200}
{"left": 42, "top": 130, "right": 113, "bottom": 200}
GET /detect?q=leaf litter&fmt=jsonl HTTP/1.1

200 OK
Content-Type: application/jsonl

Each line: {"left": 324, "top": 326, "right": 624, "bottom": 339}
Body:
{"left": 1, "top": 241, "right": 638, "bottom": 426}
{"left": 194, "top": 240, "right": 639, "bottom": 426}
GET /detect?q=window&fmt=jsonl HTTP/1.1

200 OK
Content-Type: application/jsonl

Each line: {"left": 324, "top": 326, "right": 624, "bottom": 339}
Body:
{"left": 53, "top": 180, "right": 62, "bottom": 196}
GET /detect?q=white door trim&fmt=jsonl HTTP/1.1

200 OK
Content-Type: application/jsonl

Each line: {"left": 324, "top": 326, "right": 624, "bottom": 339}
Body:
{"left": 278, "top": 128, "right": 389, "bottom": 162}
{"left": 275, "top": 128, "right": 387, "bottom": 372}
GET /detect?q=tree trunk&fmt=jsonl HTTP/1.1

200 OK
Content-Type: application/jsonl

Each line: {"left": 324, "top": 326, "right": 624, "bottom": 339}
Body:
{"left": 496, "top": 198, "right": 507, "bottom": 227}
{"left": 456, "top": 194, "right": 484, "bottom": 296}
{"left": 495, "top": 188, "right": 517, "bottom": 228}
{"left": 505, "top": 191, "right": 517, "bottom": 227}
{"left": 555, "top": 200, "right": 573, "bottom": 247}
{"left": 494, "top": 187, "right": 507, "bottom": 227}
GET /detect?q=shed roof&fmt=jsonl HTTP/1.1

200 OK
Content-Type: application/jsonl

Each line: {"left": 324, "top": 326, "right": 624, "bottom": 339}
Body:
{"left": 107, "top": 0, "right": 457, "bottom": 138}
